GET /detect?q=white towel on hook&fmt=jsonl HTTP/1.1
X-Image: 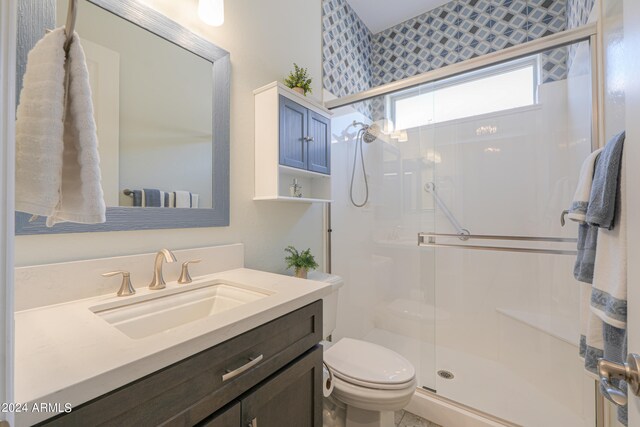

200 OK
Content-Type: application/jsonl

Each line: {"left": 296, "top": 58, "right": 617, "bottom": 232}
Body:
{"left": 16, "top": 27, "right": 106, "bottom": 226}
{"left": 568, "top": 148, "right": 603, "bottom": 223}
{"left": 591, "top": 147, "right": 627, "bottom": 329}
{"left": 579, "top": 281, "right": 603, "bottom": 378}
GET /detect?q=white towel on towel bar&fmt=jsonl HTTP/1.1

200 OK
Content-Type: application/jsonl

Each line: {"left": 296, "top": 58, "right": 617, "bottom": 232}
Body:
{"left": 579, "top": 281, "right": 603, "bottom": 377}
{"left": 568, "top": 148, "right": 603, "bottom": 223}
{"left": 591, "top": 147, "right": 627, "bottom": 329}
{"left": 15, "top": 27, "right": 106, "bottom": 226}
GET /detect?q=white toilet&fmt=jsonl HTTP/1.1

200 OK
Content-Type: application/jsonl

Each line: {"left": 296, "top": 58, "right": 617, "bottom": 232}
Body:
{"left": 309, "top": 272, "right": 417, "bottom": 427}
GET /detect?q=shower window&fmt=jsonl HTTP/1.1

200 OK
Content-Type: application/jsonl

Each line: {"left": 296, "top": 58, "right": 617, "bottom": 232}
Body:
{"left": 390, "top": 56, "right": 539, "bottom": 130}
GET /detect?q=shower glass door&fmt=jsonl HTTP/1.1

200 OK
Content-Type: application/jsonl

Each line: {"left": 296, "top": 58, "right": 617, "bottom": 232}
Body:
{"left": 425, "top": 40, "right": 594, "bottom": 427}
{"left": 330, "top": 82, "right": 438, "bottom": 392}
{"left": 330, "top": 39, "right": 595, "bottom": 426}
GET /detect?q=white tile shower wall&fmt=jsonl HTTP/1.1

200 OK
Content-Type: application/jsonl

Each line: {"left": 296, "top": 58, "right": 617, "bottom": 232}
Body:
{"left": 330, "top": 73, "right": 594, "bottom": 425}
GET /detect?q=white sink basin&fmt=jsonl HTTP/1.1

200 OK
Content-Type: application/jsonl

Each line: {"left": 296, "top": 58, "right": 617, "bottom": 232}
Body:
{"left": 90, "top": 280, "right": 271, "bottom": 339}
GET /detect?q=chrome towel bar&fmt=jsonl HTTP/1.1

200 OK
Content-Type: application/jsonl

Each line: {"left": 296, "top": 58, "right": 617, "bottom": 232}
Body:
{"left": 417, "top": 232, "right": 578, "bottom": 256}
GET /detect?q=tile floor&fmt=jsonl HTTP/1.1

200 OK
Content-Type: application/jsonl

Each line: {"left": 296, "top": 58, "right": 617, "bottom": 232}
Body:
{"left": 395, "top": 410, "right": 442, "bottom": 427}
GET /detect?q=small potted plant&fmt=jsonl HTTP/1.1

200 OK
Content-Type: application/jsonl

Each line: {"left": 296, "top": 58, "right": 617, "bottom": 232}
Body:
{"left": 284, "top": 63, "right": 312, "bottom": 96}
{"left": 284, "top": 245, "right": 319, "bottom": 279}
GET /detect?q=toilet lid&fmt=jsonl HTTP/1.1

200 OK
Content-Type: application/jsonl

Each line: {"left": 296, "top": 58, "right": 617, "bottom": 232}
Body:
{"left": 324, "top": 338, "right": 415, "bottom": 388}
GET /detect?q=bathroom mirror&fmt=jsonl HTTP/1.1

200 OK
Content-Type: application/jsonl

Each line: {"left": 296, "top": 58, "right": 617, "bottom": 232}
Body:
{"left": 15, "top": 0, "right": 230, "bottom": 234}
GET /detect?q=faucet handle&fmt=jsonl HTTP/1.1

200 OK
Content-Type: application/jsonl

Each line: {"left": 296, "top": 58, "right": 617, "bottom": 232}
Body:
{"left": 178, "top": 259, "right": 202, "bottom": 284}
{"left": 102, "top": 271, "right": 136, "bottom": 297}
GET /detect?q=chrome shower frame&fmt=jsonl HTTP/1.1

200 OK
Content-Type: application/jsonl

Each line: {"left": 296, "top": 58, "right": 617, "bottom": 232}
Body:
{"left": 322, "top": 21, "right": 604, "bottom": 426}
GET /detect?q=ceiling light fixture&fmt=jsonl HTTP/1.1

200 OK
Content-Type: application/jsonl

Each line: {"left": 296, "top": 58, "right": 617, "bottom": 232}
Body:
{"left": 198, "top": 0, "right": 224, "bottom": 26}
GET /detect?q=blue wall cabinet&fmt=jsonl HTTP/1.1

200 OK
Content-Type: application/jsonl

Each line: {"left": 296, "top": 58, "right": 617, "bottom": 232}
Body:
{"left": 307, "top": 111, "right": 331, "bottom": 174}
{"left": 254, "top": 82, "right": 332, "bottom": 203}
{"left": 279, "top": 96, "right": 330, "bottom": 174}
{"left": 279, "top": 96, "right": 308, "bottom": 170}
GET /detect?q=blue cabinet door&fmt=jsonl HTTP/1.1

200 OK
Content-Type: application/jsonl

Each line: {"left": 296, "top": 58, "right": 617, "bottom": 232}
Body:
{"left": 307, "top": 111, "right": 331, "bottom": 174}
{"left": 279, "top": 96, "right": 307, "bottom": 170}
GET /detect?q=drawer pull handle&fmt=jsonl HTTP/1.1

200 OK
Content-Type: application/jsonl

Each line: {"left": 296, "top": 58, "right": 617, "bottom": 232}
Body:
{"left": 222, "top": 354, "right": 264, "bottom": 382}
{"left": 248, "top": 418, "right": 258, "bottom": 427}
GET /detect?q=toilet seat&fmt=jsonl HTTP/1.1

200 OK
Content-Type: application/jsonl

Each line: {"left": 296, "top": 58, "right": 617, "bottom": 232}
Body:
{"left": 324, "top": 338, "right": 416, "bottom": 390}
{"left": 331, "top": 370, "right": 415, "bottom": 390}
{"left": 330, "top": 373, "right": 417, "bottom": 412}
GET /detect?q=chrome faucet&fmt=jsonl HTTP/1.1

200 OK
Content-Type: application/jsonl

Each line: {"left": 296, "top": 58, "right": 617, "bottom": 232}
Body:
{"left": 149, "top": 248, "right": 177, "bottom": 290}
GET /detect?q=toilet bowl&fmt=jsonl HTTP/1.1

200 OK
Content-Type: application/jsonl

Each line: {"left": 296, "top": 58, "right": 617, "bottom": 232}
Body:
{"left": 308, "top": 273, "right": 417, "bottom": 427}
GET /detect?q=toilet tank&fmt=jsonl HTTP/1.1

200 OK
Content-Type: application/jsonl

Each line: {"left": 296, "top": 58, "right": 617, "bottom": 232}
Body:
{"left": 307, "top": 272, "right": 344, "bottom": 339}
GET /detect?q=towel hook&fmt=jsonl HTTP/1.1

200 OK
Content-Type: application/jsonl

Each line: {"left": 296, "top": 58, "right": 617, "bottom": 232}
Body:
{"left": 560, "top": 209, "right": 569, "bottom": 227}
{"left": 63, "top": 0, "right": 78, "bottom": 52}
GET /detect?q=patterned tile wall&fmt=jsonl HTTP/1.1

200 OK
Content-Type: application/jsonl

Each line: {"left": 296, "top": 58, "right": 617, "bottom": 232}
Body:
{"left": 371, "top": 0, "right": 567, "bottom": 86}
{"left": 322, "top": 0, "right": 374, "bottom": 98}
{"left": 566, "top": 0, "right": 596, "bottom": 70}
{"left": 567, "top": 0, "right": 596, "bottom": 29}
{"left": 322, "top": 0, "right": 596, "bottom": 97}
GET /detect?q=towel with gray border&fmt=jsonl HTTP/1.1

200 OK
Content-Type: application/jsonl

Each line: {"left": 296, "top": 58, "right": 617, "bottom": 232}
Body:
{"left": 570, "top": 148, "right": 602, "bottom": 283}
{"left": 573, "top": 132, "right": 627, "bottom": 425}
{"left": 590, "top": 132, "right": 627, "bottom": 328}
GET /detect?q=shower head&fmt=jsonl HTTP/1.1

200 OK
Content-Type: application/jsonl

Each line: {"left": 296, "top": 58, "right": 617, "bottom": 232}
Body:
{"left": 351, "top": 120, "right": 380, "bottom": 143}
{"left": 362, "top": 123, "right": 380, "bottom": 143}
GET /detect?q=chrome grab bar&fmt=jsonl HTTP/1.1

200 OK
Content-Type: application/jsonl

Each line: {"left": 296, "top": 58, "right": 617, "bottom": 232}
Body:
{"left": 419, "top": 233, "right": 577, "bottom": 243}
{"left": 423, "top": 183, "right": 470, "bottom": 240}
{"left": 418, "top": 232, "right": 578, "bottom": 256}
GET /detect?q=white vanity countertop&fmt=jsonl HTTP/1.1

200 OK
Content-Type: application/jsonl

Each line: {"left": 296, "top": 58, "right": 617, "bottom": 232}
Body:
{"left": 14, "top": 268, "right": 332, "bottom": 426}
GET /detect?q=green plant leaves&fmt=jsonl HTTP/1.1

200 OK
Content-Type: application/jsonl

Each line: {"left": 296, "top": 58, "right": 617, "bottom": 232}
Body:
{"left": 284, "top": 245, "right": 319, "bottom": 271}
{"left": 284, "top": 63, "right": 313, "bottom": 95}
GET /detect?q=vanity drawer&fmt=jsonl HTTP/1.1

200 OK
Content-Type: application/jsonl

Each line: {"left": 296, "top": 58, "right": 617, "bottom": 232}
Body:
{"left": 38, "top": 300, "right": 322, "bottom": 427}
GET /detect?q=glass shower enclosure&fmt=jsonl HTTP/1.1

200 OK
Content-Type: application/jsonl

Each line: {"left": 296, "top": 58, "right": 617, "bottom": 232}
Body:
{"left": 329, "top": 38, "right": 596, "bottom": 426}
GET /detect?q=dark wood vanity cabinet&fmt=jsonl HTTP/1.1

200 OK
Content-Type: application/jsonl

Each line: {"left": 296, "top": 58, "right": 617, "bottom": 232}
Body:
{"left": 201, "top": 348, "right": 322, "bottom": 427}
{"left": 38, "top": 301, "right": 323, "bottom": 427}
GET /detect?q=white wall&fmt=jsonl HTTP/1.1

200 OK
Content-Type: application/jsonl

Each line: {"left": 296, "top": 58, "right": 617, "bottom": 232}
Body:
{"left": 15, "top": 0, "right": 325, "bottom": 274}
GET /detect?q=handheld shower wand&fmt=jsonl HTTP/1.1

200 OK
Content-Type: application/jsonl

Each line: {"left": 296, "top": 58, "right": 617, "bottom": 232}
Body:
{"left": 349, "top": 121, "right": 380, "bottom": 207}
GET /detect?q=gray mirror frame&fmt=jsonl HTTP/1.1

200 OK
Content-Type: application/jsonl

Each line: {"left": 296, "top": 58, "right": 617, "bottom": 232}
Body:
{"left": 15, "top": 0, "right": 230, "bottom": 235}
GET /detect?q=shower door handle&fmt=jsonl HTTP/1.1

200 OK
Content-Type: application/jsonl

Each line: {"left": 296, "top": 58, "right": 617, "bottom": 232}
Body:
{"left": 598, "top": 353, "right": 640, "bottom": 406}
